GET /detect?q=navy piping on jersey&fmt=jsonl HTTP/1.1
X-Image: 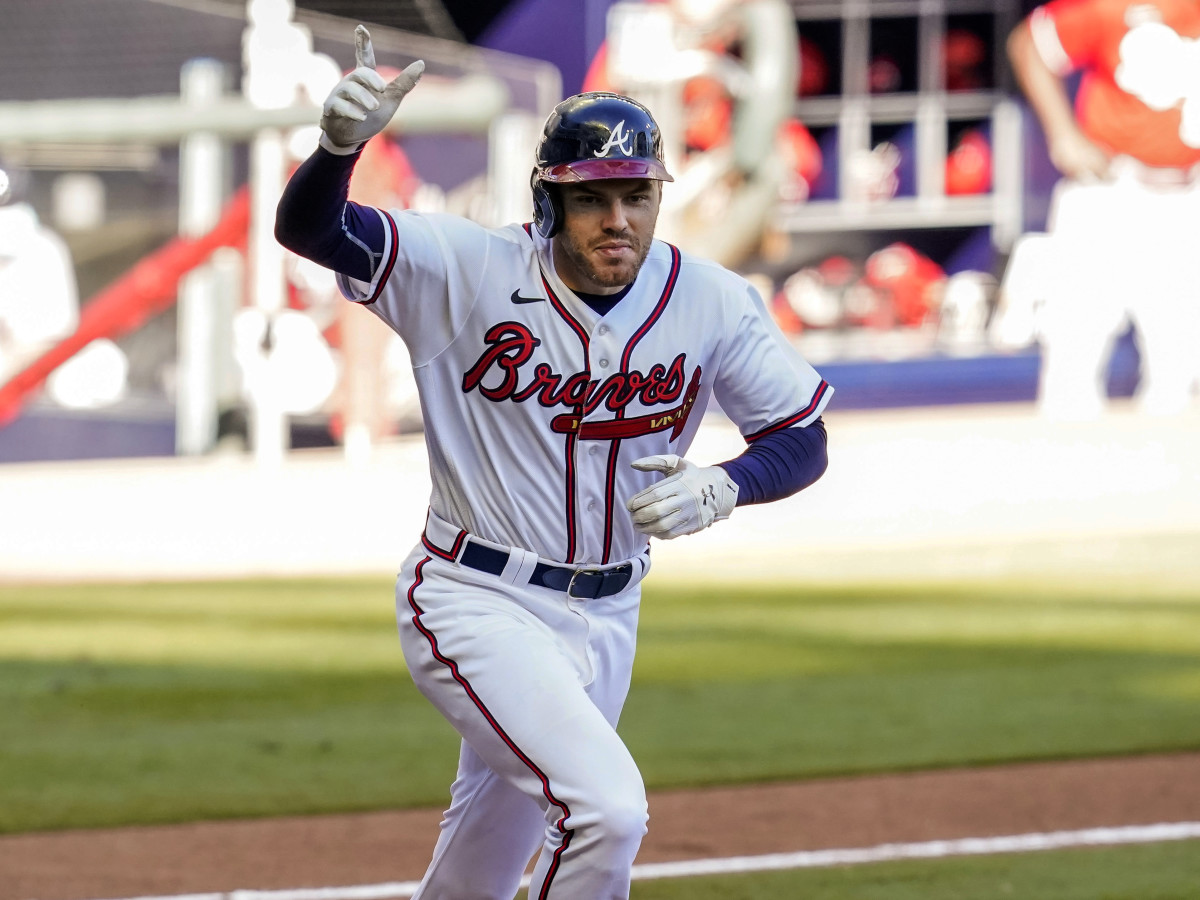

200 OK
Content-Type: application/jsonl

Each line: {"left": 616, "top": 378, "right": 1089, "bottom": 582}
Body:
{"left": 406, "top": 557, "right": 574, "bottom": 898}
{"left": 366, "top": 210, "right": 401, "bottom": 305}
{"left": 619, "top": 245, "right": 681, "bottom": 371}
{"left": 539, "top": 270, "right": 590, "bottom": 564}
{"left": 743, "top": 379, "right": 831, "bottom": 442}
{"left": 540, "top": 269, "right": 591, "bottom": 347}
{"left": 561, "top": 429, "right": 580, "bottom": 565}
{"left": 601, "top": 442, "right": 622, "bottom": 565}
{"left": 600, "top": 243, "right": 682, "bottom": 563}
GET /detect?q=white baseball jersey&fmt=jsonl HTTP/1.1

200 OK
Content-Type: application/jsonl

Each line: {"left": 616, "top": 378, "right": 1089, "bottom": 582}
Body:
{"left": 338, "top": 212, "right": 831, "bottom": 565}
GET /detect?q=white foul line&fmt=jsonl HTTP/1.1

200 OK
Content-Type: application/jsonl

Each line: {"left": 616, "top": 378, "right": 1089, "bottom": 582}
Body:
{"left": 77, "top": 821, "right": 1200, "bottom": 900}
{"left": 628, "top": 821, "right": 1200, "bottom": 880}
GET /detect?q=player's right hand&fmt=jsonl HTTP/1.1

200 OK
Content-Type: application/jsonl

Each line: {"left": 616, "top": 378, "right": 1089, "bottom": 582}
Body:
{"left": 320, "top": 25, "right": 425, "bottom": 151}
{"left": 626, "top": 455, "right": 738, "bottom": 540}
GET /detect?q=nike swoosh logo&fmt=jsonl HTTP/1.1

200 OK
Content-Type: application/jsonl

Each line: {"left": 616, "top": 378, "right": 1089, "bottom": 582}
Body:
{"left": 510, "top": 290, "right": 544, "bottom": 304}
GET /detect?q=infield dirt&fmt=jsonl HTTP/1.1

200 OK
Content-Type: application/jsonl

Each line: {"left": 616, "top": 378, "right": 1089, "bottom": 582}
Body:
{"left": 3, "top": 752, "right": 1199, "bottom": 900}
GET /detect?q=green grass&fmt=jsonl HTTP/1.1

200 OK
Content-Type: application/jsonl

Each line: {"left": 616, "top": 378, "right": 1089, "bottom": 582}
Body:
{"left": 1, "top": 576, "right": 1199, "bottom": 833}
{"left": 626, "top": 581, "right": 1200, "bottom": 786}
{"left": 614, "top": 839, "right": 1200, "bottom": 899}
{"left": 0, "top": 579, "right": 460, "bottom": 832}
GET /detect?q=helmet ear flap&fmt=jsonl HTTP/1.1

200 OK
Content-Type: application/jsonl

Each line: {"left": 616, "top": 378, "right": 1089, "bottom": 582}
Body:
{"left": 531, "top": 179, "right": 562, "bottom": 238}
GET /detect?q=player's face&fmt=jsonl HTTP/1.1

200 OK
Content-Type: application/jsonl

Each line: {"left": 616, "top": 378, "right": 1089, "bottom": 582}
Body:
{"left": 553, "top": 179, "right": 661, "bottom": 295}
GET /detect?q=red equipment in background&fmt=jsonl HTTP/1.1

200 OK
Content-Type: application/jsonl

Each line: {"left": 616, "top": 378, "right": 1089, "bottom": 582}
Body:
{"left": 863, "top": 242, "right": 946, "bottom": 328}
{"left": 946, "top": 128, "right": 993, "bottom": 195}
{"left": 0, "top": 189, "right": 251, "bottom": 426}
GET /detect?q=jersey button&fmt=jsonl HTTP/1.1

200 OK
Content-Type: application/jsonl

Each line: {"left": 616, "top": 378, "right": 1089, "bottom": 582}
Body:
{"left": 598, "top": 358, "right": 609, "bottom": 368}
{"left": 598, "top": 325, "right": 609, "bottom": 335}
{"left": 587, "top": 501, "right": 596, "bottom": 511}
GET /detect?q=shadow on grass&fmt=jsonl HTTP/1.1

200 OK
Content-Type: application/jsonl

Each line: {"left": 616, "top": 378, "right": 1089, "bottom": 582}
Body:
{"left": 2, "top": 579, "right": 1198, "bottom": 833}
{"left": 0, "top": 661, "right": 459, "bottom": 833}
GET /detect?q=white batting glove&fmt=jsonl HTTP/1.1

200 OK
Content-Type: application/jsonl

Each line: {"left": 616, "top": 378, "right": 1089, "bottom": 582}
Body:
{"left": 626, "top": 454, "right": 738, "bottom": 540}
{"left": 319, "top": 25, "right": 425, "bottom": 154}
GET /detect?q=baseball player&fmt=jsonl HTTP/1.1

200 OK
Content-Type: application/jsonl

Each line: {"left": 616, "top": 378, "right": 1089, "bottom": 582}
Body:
{"left": 1000, "top": 0, "right": 1200, "bottom": 418}
{"left": 275, "top": 25, "right": 832, "bottom": 900}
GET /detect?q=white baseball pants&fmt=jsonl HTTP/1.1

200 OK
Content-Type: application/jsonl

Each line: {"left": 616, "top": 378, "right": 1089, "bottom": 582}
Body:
{"left": 1022, "top": 159, "right": 1200, "bottom": 419}
{"left": 395, "top": 536, "right": 649, "bottom": 899}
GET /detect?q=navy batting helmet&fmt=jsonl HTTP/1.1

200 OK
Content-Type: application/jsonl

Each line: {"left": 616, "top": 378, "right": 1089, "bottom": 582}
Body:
{"left": 531, "top": 92, "right": 673, "bottom": 238}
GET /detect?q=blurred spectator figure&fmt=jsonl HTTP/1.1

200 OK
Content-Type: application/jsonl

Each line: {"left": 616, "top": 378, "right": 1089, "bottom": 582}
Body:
{"left": 0, "top": 161, "right": 79, "bottom": 387}
{"left": 583, "top": 0, "right": 802, "bottom": 268}
{"left": 998, "top": 0, "right": 1200, "bottom": 420}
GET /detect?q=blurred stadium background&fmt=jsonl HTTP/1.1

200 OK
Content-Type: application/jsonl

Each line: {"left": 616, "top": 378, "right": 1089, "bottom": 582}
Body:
{"left": 1, "top": 4, "right": 1199, "bottom": 898}
{"left": 0, "top": 0, "right": 1193, "bottom": 583}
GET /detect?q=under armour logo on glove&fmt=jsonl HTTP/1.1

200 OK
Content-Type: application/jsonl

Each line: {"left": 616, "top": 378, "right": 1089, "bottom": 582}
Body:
{"left": 626, "top": 455, "right": 738, "bottom": 540}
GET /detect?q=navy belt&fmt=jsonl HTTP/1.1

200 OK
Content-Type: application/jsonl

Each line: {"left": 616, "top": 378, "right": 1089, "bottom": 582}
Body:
{"left": 459, "top": 540, "right": 633, "bottom": 599}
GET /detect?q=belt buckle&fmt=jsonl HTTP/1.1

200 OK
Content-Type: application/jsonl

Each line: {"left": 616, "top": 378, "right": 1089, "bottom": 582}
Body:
{"left": 567, "top": 568, "right": 604, "bottom": 600}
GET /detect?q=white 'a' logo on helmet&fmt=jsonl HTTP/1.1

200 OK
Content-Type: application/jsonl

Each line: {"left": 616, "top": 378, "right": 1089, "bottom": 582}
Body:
{"left": 594, "top": 120, "right": 635, "bottom": 157}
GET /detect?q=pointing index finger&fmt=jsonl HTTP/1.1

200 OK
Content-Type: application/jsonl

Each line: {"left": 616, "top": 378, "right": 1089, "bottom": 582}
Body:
{"left": 354, "top": 24, "right": 376, "bottom": 69}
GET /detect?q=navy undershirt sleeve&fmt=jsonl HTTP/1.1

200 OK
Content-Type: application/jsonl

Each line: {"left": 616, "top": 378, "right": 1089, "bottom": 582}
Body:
{"left": 717, "top": 418, "right": 828, "bottom": 506}
{"left": 274, "top": 145, "right": 386, "bottom": 283}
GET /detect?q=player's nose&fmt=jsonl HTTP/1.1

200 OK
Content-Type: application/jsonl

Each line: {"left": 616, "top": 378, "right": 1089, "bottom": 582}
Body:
{"left": 601, "top": 199, "right": 630, "bottom": 232}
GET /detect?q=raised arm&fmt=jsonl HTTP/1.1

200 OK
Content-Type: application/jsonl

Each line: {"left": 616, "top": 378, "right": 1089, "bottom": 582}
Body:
{"left": 274, "top": 25, "right": 424, "bottom": 280}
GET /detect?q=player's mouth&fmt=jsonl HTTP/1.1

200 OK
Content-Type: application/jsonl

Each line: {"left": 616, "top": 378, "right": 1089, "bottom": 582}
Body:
{"left": 594, "top": 240, "right": 634, "bottom": 260}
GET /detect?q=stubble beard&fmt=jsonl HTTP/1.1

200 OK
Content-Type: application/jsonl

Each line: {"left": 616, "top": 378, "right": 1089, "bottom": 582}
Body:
{"left": 558, "top": 228, "right": 653, "bottom": 292}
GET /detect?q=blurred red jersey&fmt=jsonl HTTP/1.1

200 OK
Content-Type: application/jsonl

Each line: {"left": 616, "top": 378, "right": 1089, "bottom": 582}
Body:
{"left": 1032, "top": 0, "right": 1200, "bottom": 168}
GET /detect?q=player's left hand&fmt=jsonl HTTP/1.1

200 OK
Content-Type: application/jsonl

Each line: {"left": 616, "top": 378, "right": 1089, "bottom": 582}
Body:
{"left": 626, "top": 455, "right": 738, "bottom": 540}
{"left": 320, "top": 25, "right": 425, "bottom": 152}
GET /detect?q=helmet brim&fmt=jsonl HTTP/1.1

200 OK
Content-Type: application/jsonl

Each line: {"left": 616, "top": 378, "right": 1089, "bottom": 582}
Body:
{"left": 539, "top": 157, "right": 673, "bottom": 183}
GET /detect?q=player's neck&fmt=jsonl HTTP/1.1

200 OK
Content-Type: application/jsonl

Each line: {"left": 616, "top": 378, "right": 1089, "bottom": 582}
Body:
{"left": 574, "top": 283, "right": 633, "bottom": 317}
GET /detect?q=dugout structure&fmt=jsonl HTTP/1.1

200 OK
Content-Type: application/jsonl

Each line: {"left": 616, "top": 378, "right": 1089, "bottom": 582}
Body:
{"left": 0, "top": 0, "right": 559, "bottom": 463}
